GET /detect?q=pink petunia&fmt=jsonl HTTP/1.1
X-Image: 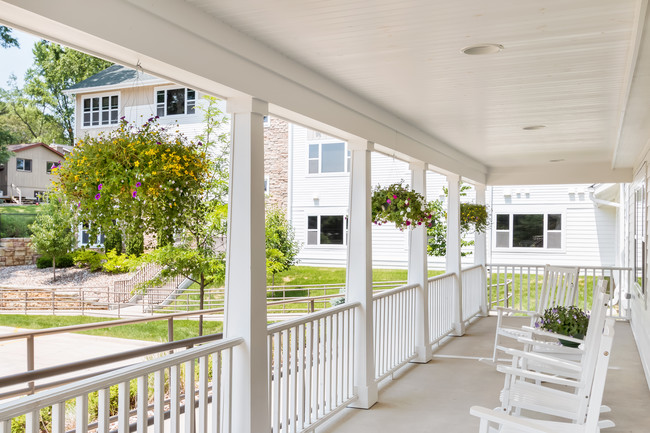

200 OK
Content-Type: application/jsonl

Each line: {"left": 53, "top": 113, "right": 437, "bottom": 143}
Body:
{"left": 135, "top": 182, "right": 142, "bottom": 188}
{"left": 132, "top": 190, "right": 137, "bottom": 198}
{"left": 98, "top": 184, "right": 103, "bottom": 191}
{"left": 387, "top": 199, "right": 391, "bottom": 204}
{"left": 95, "top": 193, "right": 101, "bottom": 200}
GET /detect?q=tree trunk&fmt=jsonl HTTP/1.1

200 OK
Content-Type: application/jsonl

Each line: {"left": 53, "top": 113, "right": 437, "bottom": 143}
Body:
{"left": 52, "top": 257, "right": 56, "bottom": 282}
{"left": 199, "top": 273, "right": 205, "bottom": 336}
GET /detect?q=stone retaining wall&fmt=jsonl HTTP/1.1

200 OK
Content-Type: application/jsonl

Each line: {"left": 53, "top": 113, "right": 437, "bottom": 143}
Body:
{"left": 0, "top": 238, "right": 38, "bottom": 267}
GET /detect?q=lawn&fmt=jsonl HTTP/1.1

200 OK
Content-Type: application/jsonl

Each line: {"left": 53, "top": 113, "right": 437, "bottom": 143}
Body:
{"left": 0, "top": 204, "right": 42, "bottom": 237}
{"left": 0, "top": 315, "right": 222, "bottom": 342}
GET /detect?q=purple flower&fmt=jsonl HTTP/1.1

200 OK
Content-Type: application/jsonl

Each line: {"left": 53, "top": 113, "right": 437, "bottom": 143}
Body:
{"left": 132, "top": 190, "right": 137, "bottom": 198}
{"left": 98, "top": 184, "right": 103, "bottom": 191}
{"left": 95, "top": 193, "right": 101, "bottom": 200}
{"left": 387, "top": 198, "right": 391, "bottom": 204}
{"left": 77, "top": 202, "right": 81, "bottom": 208}
{"left": 156, "top": 141, "right": 161, "bottom": 145}
{"left": 135, "top": 182, "right": 142, "bottom": 188}
{"left": 393, "top": 195, "right": 397, "bottom": 199}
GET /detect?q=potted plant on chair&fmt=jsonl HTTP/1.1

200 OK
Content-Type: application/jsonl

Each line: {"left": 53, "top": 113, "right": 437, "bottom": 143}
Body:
{"left": 536, "top": 305, "right": 590, "bottom": 347}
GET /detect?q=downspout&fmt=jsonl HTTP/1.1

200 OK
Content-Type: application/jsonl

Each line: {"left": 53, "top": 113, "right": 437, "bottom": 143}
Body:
{"left": 587, "top": 185, "right": 621, "bottom": 208}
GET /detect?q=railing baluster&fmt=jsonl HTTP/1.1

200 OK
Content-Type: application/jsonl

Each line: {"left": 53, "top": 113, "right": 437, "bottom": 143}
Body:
{"left": 52, "top": 402, "right": 65, "bottom": 433}
{"left": 137, "top": 375, "right": 148, "bottom": 433}
{"left": 198, "top": 356, "right": 209, "bottom": 433}
{"left": 76, "top": 394, "right": 88, "bottom": 433}
{"left": 170, "top": 365, "right": 181, "bottom": 433}
{"left": 98, "top": 387, "right": 110, "bottom": 433}
{"left": 117, "top": 381, "right": 130, "bottom": 433}
{"left": 154, "top": 370, "right": 165, "bottom": 433}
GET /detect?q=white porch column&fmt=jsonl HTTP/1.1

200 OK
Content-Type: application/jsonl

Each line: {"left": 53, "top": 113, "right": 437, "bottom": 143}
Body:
{"left": 446, "top": 173, "right": 465, "bottom": 336}
{"left": 224, "top": 97, "right": 270, "bottom": 433}
{"left": 474, "top": 184, "right": 488, "bottom": 316}
{"left": 408, "top": 162, "right": 432, "bottom": 362}
{"left": 345, "top": 139, "right": 378, "bottom": 409}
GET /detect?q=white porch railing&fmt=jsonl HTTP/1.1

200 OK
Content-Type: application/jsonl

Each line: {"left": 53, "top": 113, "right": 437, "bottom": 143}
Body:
{"left": 0, "top": 337, "right": 242, "bottom": 433}
{"left": 267, "top": 302, "right": 359, "bottom": 433}
{"left": 428, "top": 272, "right": 456, "bottom": 345}
{"left": 461, "top": 264, "right": 485, "bottom": 322}
{"left": 372, "top": 284, "right": 418, "bottom": 382}
{"left": 487, "top": 264, "right": 632, "bottom": 319}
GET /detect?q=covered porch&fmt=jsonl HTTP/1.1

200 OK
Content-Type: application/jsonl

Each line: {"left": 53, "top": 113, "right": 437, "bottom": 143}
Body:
{"left": 0, "top": 1, "right": 649, "bottom": 432}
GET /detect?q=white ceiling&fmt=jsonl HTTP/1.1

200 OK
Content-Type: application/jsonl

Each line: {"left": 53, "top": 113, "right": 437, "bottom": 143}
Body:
{"left": 186, "top": 0, "right": 647, "bottom": 171}
{"left": 0, "top": 0, "right": 648, "bottom": 184}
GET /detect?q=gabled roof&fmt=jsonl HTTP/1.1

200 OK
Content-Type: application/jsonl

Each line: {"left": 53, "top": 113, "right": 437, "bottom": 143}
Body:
{"left": 8, "top": 143, "right": 66, "bottom": 159}
{"left": 64, "top": 64, "right": 165, "bottom": 94}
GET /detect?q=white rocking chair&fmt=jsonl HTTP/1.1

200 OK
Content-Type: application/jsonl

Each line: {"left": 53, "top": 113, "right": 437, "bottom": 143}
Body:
{"left": 489, "top": 265, "right": 580, "bottom": 364}
{"left": 471, "top": 318, "right": 615, "bottom": 433}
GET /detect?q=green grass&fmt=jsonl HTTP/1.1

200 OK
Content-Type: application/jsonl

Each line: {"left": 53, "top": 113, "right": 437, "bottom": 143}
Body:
{"left": 488, "top": 272, "right": 597, "bottom": 314}
{"left": 0, "top": 205, "right": 43, "bottom": 214}
{"left": 0, "top": 315, "right": 222, "bottom": 342}
{"left": 268, "top": 266, "right": 442, "bottom": 286}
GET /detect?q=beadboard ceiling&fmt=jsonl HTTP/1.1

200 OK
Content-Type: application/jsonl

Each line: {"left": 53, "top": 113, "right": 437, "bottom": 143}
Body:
{"left": 186, "top": 0, "right": 648, "bottom": 173}
{"left": 1, "top": 0, "right": 648, "bottom": 184}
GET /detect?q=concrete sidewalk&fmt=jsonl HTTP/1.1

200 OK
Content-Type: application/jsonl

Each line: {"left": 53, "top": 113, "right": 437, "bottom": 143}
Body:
{"left": 0, "top": 326, "right": 157, "bottom": 398}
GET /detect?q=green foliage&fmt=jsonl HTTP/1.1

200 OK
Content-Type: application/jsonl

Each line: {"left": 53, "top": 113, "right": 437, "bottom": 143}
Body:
{"left": 54, "top": 117, "right": 210, "bottom": 247}
{"left": 102, "top": 249, "right": 136, "bottom": 274}
{"left": 0, "top": 213, "right": 37, "bottom": 238}
{"left": 371, "top": 182, "right": 434, "bottom": 230}
{"left": 138, "top": 245, "right": 226, "bottom": 289}
{"left": 36, "top": 253, "right": 74, "bottom": 269}
{"left": 0, "top": 26, "right": 18, "bottom": 49}
{"left": 29, "top": 198, "right": 75, "bottom": 280}
{"left": 537, "top": 305, "right": 590, "bottom": 338}
{"left": 103, "top": 229, "right": 123, "bottom": 254}
{"left": 124, "top": 231, "right": 144, "bottom": 256}
{"left": 24, "top": 41, "right": 112, "bottom": 145}
{"left": 72, "top": 249, "right": 104, "bottom": 271}
{"left": 266, "top": 205, "right": 300, "bottom": 282}
{"left": 11, "top": 406, "right": 52, "bottom": 433}
{"left": 426, "top": 184, "right": 488, "bottom": 257}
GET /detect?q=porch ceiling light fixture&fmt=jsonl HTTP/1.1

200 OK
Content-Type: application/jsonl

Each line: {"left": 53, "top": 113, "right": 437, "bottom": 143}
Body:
{"left": 523, "top": 125, "right": 546, "bottom": 130}
{"left": 549, "top": 159, "right": 565, "bottom": 163}
{"left": 461, "top": 44, "right": 504, "bottom": 55}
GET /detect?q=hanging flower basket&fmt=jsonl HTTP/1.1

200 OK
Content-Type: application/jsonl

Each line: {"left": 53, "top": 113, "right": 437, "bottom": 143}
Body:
{"left": 460, "top": 203, "right": 489, "bottom": 234}
{"left": 371, "top": 182, "right": 434, "bottom": 230}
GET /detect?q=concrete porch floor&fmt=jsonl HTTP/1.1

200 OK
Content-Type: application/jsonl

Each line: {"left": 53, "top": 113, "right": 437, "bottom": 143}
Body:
{"left": 317, "top": 316, "right": 650, "bottom": 433}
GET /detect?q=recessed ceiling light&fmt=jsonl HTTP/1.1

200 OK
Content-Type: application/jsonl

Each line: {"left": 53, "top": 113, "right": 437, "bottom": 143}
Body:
{"left": 523, "top": 125, "right": 546, "bottom": 130}
{"left": 461, "top": 44, "right": 504, "bottom": 55}
{"left": 549, "top": 159, "right": 564, "bottom": 163}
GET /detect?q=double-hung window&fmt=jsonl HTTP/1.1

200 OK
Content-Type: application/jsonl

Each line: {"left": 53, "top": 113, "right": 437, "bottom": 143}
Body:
{"left": 307, "top": 215, "right": 348, "bottom": 245}
{"left": 16, "top": 158, "right": 32, "bottom": 172}
{"left": 495, "top": 213, "right": 562, "bottom": 249}
{"left": 82, "top": 94, "right": 119, "bottom": 127}
{"left": 156, "top": 88, "right": 196, "bottom": 117}
{"left": 308, "top": 142, "right": 350, "bottom": 174}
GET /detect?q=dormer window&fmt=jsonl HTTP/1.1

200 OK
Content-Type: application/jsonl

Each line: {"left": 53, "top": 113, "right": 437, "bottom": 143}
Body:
{"left": 82, "top": 94, "right": 119, "bottom": 127}
{"left": 156, "top": 88, "right": 196, "bottom": 117}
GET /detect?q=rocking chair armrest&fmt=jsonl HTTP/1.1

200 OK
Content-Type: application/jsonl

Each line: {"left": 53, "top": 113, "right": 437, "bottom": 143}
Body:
{"left": 516, "top": 336, "right": 585, "bottom": 354}
{"left": 520, "top": 326, "right": 585, "bottom": 344}
{"left": 500, "top": 347, "right": 583, "bottom": 372}
{"left": 496, "top": 365, "right": 584, "bottom": 388}
{"left": 470, "top": 406, "right": 557, "bottom": 433}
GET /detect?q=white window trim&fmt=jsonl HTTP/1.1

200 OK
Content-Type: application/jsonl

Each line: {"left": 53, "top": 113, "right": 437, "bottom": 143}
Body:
{"left": 154, "top": 85, "right": 197, "bottom": 118}
{"left": 16, "top": 158, "right": 32, "bottom": 172}
{"left": 307, "top": 141, "right": 351, "bottom": 176}
{"left": 493, "top": 209, "right": 566, "bottom": 252}
{"left": 80, "top": 91, "right": 121, "bottom": 129}
{"left": 78, "top": 223, "right": 105, "bottom": 248}
{"left": 264, "top": 175, "right": 270, "bottom": 194}
{"left": 263, "top": 115, "right": 271, "bottom": 127}
{"left": 305, "top": 213, "right": 348, "bottom": 247}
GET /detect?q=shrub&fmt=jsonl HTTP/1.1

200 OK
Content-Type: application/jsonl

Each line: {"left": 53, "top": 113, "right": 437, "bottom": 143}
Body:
{"left": 73, "top": 249, "right": 104, "bottom": 271}
{"left": 103, "top": 230, "right": 123, "bottom": 255}
{"left": 102, "top": 249, "right": 136, "bottom": 274}
{"left": 125, "top": 232, "right": 144, "bottom": 256}
{"left": 36, "top": 253, "right": 74, "bottom": 269}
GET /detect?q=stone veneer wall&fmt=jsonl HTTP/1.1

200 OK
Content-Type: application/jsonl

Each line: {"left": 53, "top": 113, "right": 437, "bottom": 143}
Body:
{"left": 0, "top": 238, "right": 38, "bottom": 267}
{"left": 264, "top": 117, "right": 289, "bottom": 211}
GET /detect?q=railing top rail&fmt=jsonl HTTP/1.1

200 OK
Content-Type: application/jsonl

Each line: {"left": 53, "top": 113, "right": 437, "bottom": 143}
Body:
{"left": 0, "top": 332, "right": 223, "bottom": 389}
{"left": 428, "top": 271, "right": 456, "bottom": 283}
{"left": 267, "top": 301, "right": 360, "bottom": 335}
{"left": 487, "top": 263, "right": 633, "bottom": 271}
{"left": 0, "top": 337, "right": 243, "bottom": 420}
{"left": 461, "top": 264, "right": 484, "bottom": 272}
{"left": 0, "top": 285, "right": 110, "bottom": 291}
{"left": 266, "top": 293, "right": 341, "bottom": 306}
{"left": 0, "top": 306, "right": 225, "bottom": 343}
{"left": 266, "top": 280, "right": 407, "bottom": 290}
{"left": 372, "top": 283, "right": 419, "bottom": 301}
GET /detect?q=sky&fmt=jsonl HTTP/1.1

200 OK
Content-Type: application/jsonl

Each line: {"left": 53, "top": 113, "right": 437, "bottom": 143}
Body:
{"left": 0, "top": 27, "right": 41, "bottom": 88}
